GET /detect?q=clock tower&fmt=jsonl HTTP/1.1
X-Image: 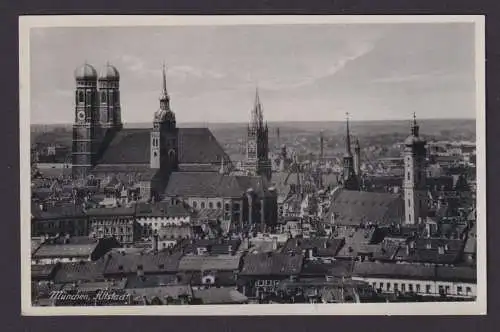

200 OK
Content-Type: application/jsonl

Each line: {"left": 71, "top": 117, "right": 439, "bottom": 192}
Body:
{"left": 72, "top": 63, "right": 99, "bottom": 183}
{"left": 150, "top": 64, "right": 178, "bottom": 172}
{"left": 246, "top": 88, "right": 272, "bottom": 180}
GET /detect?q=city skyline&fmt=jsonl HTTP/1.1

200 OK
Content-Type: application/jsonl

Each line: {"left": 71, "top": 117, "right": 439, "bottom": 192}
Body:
{"left": 30, "top": 23, "right": 476, "bottom": 124}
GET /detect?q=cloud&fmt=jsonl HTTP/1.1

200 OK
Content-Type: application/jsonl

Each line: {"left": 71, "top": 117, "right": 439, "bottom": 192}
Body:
{"left": 257, "top": 40, "right": 377, "bottom": 91}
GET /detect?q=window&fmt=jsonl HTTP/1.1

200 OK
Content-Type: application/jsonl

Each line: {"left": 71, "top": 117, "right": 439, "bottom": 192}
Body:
{"left": 78, "top": 91, "right": 84, "bottom": 103}
{"left": 426, "top": 285, "right": 431, "bottom": 294}
{"left": 201, "top": 202, "right": 206, "bottom": 209}
{"left": 466, "top": 287, "right": 472, "bottom": 295}
{"left": 209, "top": 202, "right": 213, "bottom": 209}
{"left": 407, "top": 172, "right": 410, "bottom": 180}
{"left": 408, "top": 284, "right": 413, "bottom": 292}
{"left": 193, "top": 201, "right": 198, "bottom": 208}
{"left": 438, "top": 285, "right": 444, "bottom": 294}
{"left": 101, "top": 91, "right": 107, "bottom": 103}
{"left": 445, "top": 286, "right": 450, "bottom": 294}
{"left": 401, "top": 284, "right": 406, "bottom": 292}
{"left": 225, "top": 203, "right": 230, "bottom": 211}
{"left": 386, "top": 283, "right": 391, "bottom": 291}
{"left": 416, "top": 284, "right": 421, "bottom": 293}
{"left": 379, "top": 283, "right": 384, "bottom": 290}
{"left": 408, "top": 199, "right": 411, "bottom": 208}
{"left": 394, "top": 283, "right": 399, "bottom": 291}
{"left": 372, "top": 282, "right": 376, "bottom": 288}
{"left": 457, "top": 286, "right": 463, "bottom": 295}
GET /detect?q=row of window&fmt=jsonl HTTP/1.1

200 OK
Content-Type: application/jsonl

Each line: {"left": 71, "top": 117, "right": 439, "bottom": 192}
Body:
{"left": 372, "top": 281, "right": 473, "bottom": 296}
{"left": 95, "top": 226, "right": 132, "bottom": 233}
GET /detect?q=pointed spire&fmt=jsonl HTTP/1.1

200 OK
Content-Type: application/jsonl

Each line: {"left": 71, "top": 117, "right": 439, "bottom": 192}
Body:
{"left": 345, "top": 112, "right": 352, "bottom": 156}
{"left": 251, "top": 87, "right": 263, "bottom": 127}
{"left": 411, "top": 112, "right": 420, "bottom": 137}
{"left": 161, "top": 62, "right": 168, "bottom": 99}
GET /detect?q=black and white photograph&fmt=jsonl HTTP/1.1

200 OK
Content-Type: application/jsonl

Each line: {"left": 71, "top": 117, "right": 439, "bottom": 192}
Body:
{"left": 20, "top": 15, "right": 486, "bottom": 315}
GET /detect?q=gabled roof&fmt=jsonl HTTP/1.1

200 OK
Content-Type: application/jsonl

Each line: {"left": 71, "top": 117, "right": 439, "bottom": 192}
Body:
{"left": 164, "top": 172, "right": 270, "bottom": 198}
{"left": 353, "top": 262, "right": 476, "bottom": 283}
{"left": 33, "top": 238, "right": 100, "bottom": 259}
{"left": 327, "top": 190, "right": 403, "bottom": 226}
{"left": 178, "top": 254, "right": 242, "bottom": 272}
{"left": 96, "top": 128, "right": 229, "bottom": 165}
{"left": 103, "top": 251, "right": 183, "bottom": 275}
{"left": 240, "top": 253, "right": 304, "bottom": 276}
{"left": 53, "top": 259, "right": 107, "bottom": 283}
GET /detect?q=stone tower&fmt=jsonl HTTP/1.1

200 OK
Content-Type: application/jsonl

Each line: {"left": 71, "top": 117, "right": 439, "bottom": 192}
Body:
{"left": 246, "top": 88, "right": 272, "bottom": 180}
{"left": 98, "top": 63, "right": 122, "bottom": 130}
{"left": 72, "top": 63, "right": 99, "bottom": 183}
{"left": 150, "top": 64, "right": 178, "bottom": 172}
{"left": 341, "top": 113, "right": 359, "bottom": 190}
{"left": 403, "top": 113, "right": 428, "bottom": 224}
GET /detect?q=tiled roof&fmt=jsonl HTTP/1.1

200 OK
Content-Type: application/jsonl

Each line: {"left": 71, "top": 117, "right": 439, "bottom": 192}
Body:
{"left": 31, "top": 264, "right": 60, "bottom": 279}
{"left": 33, "top": 241, "right": 99, "bottom": 259}
{"left": 327, "top": 190, "right": 404, "bottom": 226}
{"left": 283, "top": 237, "right": 344, "bottom": 257}
{"left": 240, "top": 253, "right": 304, "bottom": 276}
{"left": 32, "top": 203, "right": 86, "bottom": 220}
{"left": 178, "top": 254, "right": 242, "bottom": 272}
{"left": 53, "top": 259, "right": 107, "bottom": 283}
{"left": 334, "top": 228, "right": 378, "bottom": 259}
{"left": 103, "top": 251, "right": 182, "bottom": 275}
{"left": 353, "top": 262, "right": 476, "bottom": 283}
{"left": 86, "top": 206, "right": 136, "bottom": 216}
{"left": 193, "top": 288, "right": 247, "bottom": 304}
{"left": 97, "top": 128, "right": 229, "bottom": 165}
{"left": 125, "top": 274, "right": 179, "bottom": 289}
{"left": 353, "top": 262, "right": 436, "bottom": 280}
{"left": 164, "top": 172, "right": 270, "bottom": 198}
{"left": 135, "top": 202, "right": 191, "bottom": 218}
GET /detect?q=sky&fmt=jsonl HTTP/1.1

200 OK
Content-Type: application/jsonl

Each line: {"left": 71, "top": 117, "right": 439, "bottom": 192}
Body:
{"left": 29, "top": 23, "right": 476, "bottom": 124}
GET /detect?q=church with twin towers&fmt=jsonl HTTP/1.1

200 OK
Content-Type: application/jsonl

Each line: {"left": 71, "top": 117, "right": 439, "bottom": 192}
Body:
{"left": 70, "top": 61, "right": 428, "bottom": 226}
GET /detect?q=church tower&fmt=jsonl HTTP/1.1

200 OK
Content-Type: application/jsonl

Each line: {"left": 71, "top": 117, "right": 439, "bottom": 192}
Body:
{"left": 341, "top": 113, "right": 359, "bottom": 190}
{"left": 246, "top": 88, "right": 272, "bottom": 180}
{"left": 98, "top": 63, "right": 122, "bottom": 130}
{"left": 353, "top": 138, "right": 361, "bottom": 176}
{"left": 403, "top": 113, "right": 428, "bottom": 224}
{"left": 150, "top": 64, "right": 178, "bottom": 172}
{"left": 72, "top": 63, "right": 99, "bottom": 183}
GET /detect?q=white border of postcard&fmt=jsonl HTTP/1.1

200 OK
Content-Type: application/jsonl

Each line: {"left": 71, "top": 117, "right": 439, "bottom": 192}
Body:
{"left": 19, "top": 15, "right": 486, "bottom": 316}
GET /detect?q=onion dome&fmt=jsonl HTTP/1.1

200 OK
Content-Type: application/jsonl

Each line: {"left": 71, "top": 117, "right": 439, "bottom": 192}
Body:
{"left": 74, "top": 63, "right": 97, "bottom": 80}
{"left": 98, "top": 63, "right": 120, "bottom": 80}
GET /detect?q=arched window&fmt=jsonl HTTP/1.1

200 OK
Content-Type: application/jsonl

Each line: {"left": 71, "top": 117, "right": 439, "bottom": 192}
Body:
{"left": 201, "top": 202, "right": 206, "bottom": 209}
{"left": 101, "top": 91, "right": 107, "bottom": 103}
{"left": 78, "top": 91, "right": 84, "bottom": 103}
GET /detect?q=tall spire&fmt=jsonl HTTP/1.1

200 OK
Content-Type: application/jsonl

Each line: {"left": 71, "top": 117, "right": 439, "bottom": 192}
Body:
{"left": 345, "top": 112, "right": 352, "bottom": 156}
{"left": 161, "top": 62, "right": 168, "bottom": 100}
{"left": 411, "top": 112, "right": 420, "bottom": 137}
{"left": 251, "top": 87, "right": 263, "bottom": 127}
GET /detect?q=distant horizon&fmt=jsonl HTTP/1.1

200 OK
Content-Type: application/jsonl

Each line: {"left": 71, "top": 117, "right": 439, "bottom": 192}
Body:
{"left": 30, "top": 117, "right": 476, "bottom": 126}
{"left": 30, "top": 23, "right": 476, "bottom": 123}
